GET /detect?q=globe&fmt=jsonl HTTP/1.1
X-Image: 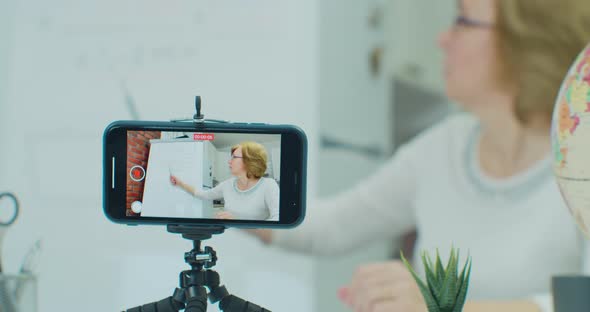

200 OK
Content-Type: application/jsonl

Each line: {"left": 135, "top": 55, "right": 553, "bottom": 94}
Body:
{"left": 552, "top": 44, "right": 590, "bottom": 238}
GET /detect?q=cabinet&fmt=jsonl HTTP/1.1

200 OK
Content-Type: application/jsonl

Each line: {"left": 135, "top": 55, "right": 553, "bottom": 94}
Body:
{"left": 202, "top": 141, "right": 215, "bottom": 188}
{"left": 384, "top": 0, "right": 456, "bottom": 95}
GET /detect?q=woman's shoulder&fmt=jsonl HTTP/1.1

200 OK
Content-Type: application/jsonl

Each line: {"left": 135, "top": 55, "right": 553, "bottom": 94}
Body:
{"left": 218, "top": 177, "right": 236, "bottom": 189}
{"left": 410, "top": 112, "right": 478, "bottom": 143}
{"left": 419, "top": 112, "right": 477, "bottom": 139}
{"left": 397, "top": 112, "right": 477, "bottom": 157}
{"left": 260, "top": 177, "right": 279, "bottom": 190}
{"left": 259, "top": 177, "right": 279, "bottom": 193}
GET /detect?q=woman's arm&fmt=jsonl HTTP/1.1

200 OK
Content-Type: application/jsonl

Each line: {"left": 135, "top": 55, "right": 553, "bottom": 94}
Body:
{"left": 171, "top": 176, "right": 197, "bottom": 196}
{"left": 170, "top": 175, "right": 223, "bottom": 200}
{"left": 252, "top": 118, "right": 453, "bottom": 256}
{"left": 267, "top": 126, "right": 442, "bottom": 255}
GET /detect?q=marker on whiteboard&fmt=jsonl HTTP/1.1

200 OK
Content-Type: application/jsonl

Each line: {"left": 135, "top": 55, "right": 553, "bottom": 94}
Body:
{"left": 169, "top": 166, "right": 176, "bottom": 186}
{"left": 168, "top": 163, "right": 176, "bottom": 177}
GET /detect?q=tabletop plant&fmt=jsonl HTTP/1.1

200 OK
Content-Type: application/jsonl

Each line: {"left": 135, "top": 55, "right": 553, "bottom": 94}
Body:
{"left": 401, "top": 247, "right": 472, "bottom": 312}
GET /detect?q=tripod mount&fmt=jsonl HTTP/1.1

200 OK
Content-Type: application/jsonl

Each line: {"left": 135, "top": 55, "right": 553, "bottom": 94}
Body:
{"left": 170, "top": 96, "right": 229, "bottom": 125}
{"left": 126, "top": 225, "right": 271, "bottom": 312}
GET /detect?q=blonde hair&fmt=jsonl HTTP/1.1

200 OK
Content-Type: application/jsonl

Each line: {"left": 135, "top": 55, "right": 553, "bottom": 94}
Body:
{"left": 496, "top": 0, "right": 590, "bottom": 128}
{"left": 231, "top": 141, "right": 268, "bottom": 179}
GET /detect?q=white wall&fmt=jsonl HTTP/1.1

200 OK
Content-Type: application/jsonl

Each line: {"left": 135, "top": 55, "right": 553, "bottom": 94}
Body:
{"left": 0, "top": 1, "right": 318, "bottom": 311}
{"left": 0, "top": 0, "right": 16, "bottom": 170}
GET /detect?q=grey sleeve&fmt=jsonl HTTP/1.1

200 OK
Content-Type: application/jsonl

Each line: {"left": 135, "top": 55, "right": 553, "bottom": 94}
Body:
{"left": 272, "top": 142, "right": 421, "bottom": 256}
{"left": 264, "top": 179, "right": 280, "bottom": 221}
{"left": 270, "top": 117, "right": 455, "bottom": 256}
{"left": 196, "top": 180, "right": 226, "bottom": 200}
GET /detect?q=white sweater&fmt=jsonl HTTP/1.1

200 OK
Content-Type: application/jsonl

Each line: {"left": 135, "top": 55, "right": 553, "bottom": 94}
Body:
{"left": 199, "top": 177, "right": 280, "bottom": 221}
{"left": 273, "top": 113, "right": 585, "bottom": 310}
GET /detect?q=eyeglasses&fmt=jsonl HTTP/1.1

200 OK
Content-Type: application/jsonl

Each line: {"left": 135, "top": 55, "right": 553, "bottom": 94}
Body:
{"left": 454, "top": 15, "right": 494, "bottom": 29}
{"left": 230, "top": 155, "right": 243, "bottom": 160}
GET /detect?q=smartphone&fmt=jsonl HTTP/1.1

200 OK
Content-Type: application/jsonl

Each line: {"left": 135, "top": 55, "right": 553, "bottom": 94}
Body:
{"left": 103, "top": 120, "right": 307, "bottom": 228}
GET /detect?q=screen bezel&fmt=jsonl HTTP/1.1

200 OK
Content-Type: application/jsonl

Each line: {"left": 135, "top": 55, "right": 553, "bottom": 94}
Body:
{"left": 103, "top": 120, "right": 306, "bottom": 228}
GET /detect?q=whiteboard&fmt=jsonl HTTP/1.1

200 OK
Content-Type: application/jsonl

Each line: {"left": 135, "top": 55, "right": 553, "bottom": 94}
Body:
{"left": 141, "top": 140, "right": 205, "bottom": 218}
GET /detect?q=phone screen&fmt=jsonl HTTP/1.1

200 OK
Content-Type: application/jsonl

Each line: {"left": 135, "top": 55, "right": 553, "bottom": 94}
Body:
{"left": 125, "top": 130, "right": 282, "bottom": 222}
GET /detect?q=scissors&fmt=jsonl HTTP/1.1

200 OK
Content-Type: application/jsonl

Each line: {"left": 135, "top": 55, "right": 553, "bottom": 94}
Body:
{"left": 0, "top": 192, "right": 19, "bottom": 226}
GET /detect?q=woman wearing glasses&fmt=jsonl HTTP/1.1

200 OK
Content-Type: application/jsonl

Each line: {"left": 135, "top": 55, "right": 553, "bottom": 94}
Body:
{"left": 250, "top": 0, "right": 590, "bottom": 311}
{"left": 170, "top": 141, "right": 279, "bottom": 221}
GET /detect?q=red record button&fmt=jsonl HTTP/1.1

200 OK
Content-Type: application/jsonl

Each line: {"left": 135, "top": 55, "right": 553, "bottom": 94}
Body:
{"left": 130, "top": 165, "right": 146, "bottom": 182}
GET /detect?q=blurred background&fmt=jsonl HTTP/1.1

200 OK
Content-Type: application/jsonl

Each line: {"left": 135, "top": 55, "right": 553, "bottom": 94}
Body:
{"left": 0, "top": 0, "right": 457, "bottom": 311}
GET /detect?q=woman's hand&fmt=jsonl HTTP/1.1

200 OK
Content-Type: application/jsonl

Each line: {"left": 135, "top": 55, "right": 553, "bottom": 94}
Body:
{"left": 170, "top": 175, "right": 198, "bottom": 197}
{"left": 339, "top": 261, "right": 427, "bottom": 312}
{"left": 215, "top": 211, "right": 235, "bottom": 219}
{"left": 170, "top": 175, "right": 187, "bottom": 188}
{"left": 245, "top": 229, "right": 273, "bottom": 244}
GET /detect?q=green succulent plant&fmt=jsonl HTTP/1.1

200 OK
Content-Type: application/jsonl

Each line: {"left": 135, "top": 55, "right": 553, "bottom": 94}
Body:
{"left": 401, "top": 247, "right": 472, "bottom": 312}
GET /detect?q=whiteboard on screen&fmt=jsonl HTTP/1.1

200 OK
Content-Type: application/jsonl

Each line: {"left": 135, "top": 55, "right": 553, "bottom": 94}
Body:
{"left": 141, "top": 140, "right": 205, "bottom": 218}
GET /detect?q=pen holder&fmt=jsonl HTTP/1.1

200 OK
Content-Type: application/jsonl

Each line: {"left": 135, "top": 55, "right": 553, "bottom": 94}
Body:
{"left": 0, "top": 273, "right": 37, "bottom": 312}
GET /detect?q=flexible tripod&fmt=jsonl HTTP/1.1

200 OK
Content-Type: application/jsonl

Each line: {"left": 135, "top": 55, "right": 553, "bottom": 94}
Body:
{"left": 126, "top": 225, "right": 271, "bottom": 312}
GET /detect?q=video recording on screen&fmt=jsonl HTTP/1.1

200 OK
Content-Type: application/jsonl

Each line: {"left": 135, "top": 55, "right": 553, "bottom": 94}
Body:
{"left": 125, "top": 130, "right": 281, "bottom": 221}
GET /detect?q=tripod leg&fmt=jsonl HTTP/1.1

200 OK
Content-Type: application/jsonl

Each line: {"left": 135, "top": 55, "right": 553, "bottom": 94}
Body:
{"left": 219, "top": 295, "right": 271, "bottom": 312}
{"left": 184, "top": 286, "right": 208, "bottom": 312}
{"left": 125, "top": 296, "right": 185, "bottom": 312}
{"left": 207, "top": 274, "right": 272, "bottom": 312}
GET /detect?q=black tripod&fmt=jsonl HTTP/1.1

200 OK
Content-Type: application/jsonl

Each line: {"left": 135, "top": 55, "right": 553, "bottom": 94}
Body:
{"left": 126, "top": 225, "right": 271, "bottom": 312}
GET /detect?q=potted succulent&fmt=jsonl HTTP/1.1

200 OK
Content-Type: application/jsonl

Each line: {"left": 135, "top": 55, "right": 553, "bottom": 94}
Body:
{"left": 401, "top": 247, "right": 472, "bottom": 312}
